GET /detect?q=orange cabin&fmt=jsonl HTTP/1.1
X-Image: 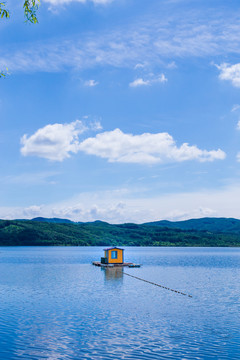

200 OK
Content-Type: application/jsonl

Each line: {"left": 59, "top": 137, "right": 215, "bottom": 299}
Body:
{"left": 101, "top": 247, "right": 124, "bottom": 264}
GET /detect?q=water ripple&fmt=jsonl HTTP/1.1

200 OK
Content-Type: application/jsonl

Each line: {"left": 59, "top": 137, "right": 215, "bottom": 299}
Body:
{"left": 0, "top": 247, "right": 239, "bottom": 359}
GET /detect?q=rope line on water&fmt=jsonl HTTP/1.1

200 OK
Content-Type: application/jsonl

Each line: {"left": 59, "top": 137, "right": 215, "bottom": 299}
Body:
{"left": 123, "top": 272, "right": 192, "bottom": 298}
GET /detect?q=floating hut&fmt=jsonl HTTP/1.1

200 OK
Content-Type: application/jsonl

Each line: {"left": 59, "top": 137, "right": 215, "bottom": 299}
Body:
{"left": 92, "top": 247, "right": 141, "bottom": 268}
{"left": 102, "top": 247, "right": 124, "bottom": 265}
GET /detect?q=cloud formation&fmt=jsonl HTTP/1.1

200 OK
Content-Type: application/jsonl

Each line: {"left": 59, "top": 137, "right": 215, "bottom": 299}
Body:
{"left": 79, "top": 128, "right": 226, "bottom": 164}
{"left": 84, "top": 79, "right": 99, "bottom": 87}
{"left": 231, "top": 104, "right": 240, "bottom": 112}
{"left": 218, "top": 63, "right": 240, "bottom": 87}
{"left": 129, "top": 78, "right": 150, "bottom": 87}
{"left": 20, "top": 120, "right": 101, "bottom": 161}
{"left": 129, "top": 74, "right": 167, "bottom": 87}
{"left": 20, "top": 125, "right": 226, "bottom": 163}
{"left": 2, "top": 182, "right": 240, "bottom": 223}
{"left": 43, "top": 0, "right": 113, "bottom": 5}
{"left": 2, "top": 9, "right": 240, "bottom": 74}
{"left": 2, "top": 171, "right": 59, "bottom": 185}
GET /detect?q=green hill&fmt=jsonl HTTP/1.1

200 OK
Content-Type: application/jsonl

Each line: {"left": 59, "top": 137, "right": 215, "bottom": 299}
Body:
{"left": 31, "top": 217, "right": 74, "bottom": 224}
{"left": 143, "top": 217, "right": 240, "bottom": 233}
{"left": 0, "top": 218, "right": 239, "bottom": 247}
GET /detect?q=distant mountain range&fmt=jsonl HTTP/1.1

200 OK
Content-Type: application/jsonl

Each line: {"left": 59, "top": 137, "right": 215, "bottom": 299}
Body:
{"left": 0, "top": 217, "right": 239, "bottom": 247}
{"left": 31, "top": 216, "right": 240, "bottom": 233}
{"left": 143, "top": 217, "right": 240, "bottom": 233}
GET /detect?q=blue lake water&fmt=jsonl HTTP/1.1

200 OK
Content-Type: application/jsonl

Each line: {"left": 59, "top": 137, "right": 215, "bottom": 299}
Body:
{"left": 0, "top": 246, "right": 239, "bottom": 360}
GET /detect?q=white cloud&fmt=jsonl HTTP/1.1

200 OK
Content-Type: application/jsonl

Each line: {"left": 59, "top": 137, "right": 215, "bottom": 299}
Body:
{"left": 129, "top": 78, "right": 150, "bottom": 87}
{"left": 166, "top": 61, "right": 177, "bottom": 69}
{"left": 20, "top": 125, "right": 225, "bottom": 164}
{"left": 42, "top": 0, "right": 113, "bottom": 5}
{"left": 20, "top": 119, "right": 100, "bottom": 161}
{"left": 230, "top": 104, "right": 240, "bottom": 131}
{"left": 79, "top": 128, "right": 226, "bottom": 164}
{"left": 165, "top": 207, "right": 217, "bottom": 222}
{"left": 2, "top": 183, "right": 240, "bottom": 223}
{"left": 3, "top": 9, "right": 240, "bottom": 74}
{"left": 89, "top": 120, "right": 102, "bottom": 131}
{"left": 231, "top": 104, "right": 240, "bottom": 112}
{"left": 52, "top": 201, "right": 128, "bottom": 223}
{"left": 84, "top": 79, "right": 99, "bottom": 87}
{"left": 129, "top": 74, "right": 167, "bottom": 87}
{"left": 155, "top": 73, "right": 167, "bottom": 83}
{"left": 134, "top": 63, "right": 145, "bottom": 70}
{"left": 23, "top": 205, "right": 44, "bottom": 218}
{"left": 2, "top": 171, "right": 59, "bottom": 185}
{"left": 218, "top": 63, "right": 240, "bottom": 87}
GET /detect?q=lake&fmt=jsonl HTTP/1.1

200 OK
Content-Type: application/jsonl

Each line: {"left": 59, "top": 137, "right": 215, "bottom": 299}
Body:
{"left": 0, "top": 247, "right": 239, "bottom": 359}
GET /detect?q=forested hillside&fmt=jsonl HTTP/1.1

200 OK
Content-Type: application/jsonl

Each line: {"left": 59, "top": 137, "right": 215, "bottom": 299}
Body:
{"left": 0, "top": 218, "right": 240, "bottom": 246}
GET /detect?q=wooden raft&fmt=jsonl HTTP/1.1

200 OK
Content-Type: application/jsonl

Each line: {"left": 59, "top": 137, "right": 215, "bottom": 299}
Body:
{"left": 92, "top": 261, "right": 140, "bottom": 268}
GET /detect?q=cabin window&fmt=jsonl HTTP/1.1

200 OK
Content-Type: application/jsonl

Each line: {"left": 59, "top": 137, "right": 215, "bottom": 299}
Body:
{"left": 111, "top": 251, "right": 118, "bottom": 259}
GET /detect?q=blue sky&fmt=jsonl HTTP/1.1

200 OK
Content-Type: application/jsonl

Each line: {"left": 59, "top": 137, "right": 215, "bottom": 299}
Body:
{"left": 1, "top": 0, "right": 240, "bottom": 223}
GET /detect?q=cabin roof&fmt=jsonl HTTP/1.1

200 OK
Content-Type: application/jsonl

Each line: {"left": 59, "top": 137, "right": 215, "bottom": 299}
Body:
{"left": 104, "top": 247, "right": 124, "bottom": 251}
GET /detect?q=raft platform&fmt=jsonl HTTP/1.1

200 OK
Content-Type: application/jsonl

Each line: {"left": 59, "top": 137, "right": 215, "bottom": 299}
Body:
{"left": 92, "top": 261, "right": 141, "bottom": 268}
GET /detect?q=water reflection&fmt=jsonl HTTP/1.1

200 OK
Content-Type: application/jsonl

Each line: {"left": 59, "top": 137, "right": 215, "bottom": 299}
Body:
{"left": 0, "top": 247, "right": 239, "bottom": 360}
{"left": 104, "top": 267, "right": 123, "bottom": 281}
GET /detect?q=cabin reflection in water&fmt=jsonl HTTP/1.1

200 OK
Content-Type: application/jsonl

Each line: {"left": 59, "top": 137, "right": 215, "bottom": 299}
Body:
{"left": 104, "top": 267, "right": 123, "bottom": 281}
